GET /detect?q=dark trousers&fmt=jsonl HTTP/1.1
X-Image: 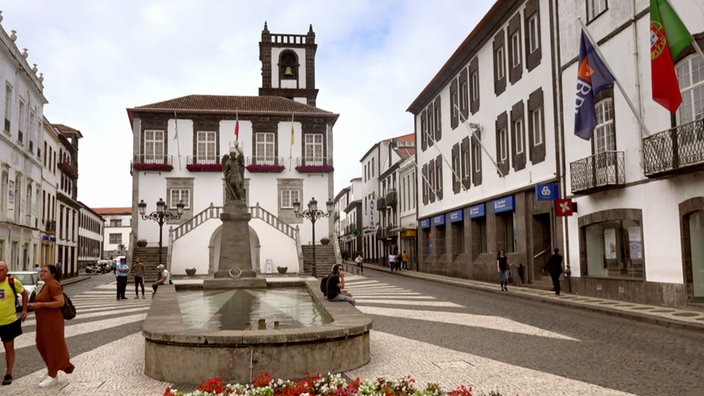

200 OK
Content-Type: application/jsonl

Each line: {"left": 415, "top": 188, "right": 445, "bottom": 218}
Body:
{"left": 116, "top": 276, "right": 128, "bottom": 299}
{"left": 134, "top": 276, "right": 145, "bottom": 296}
{"left": 550, "top": 272, "right": 561, "bottom": 295}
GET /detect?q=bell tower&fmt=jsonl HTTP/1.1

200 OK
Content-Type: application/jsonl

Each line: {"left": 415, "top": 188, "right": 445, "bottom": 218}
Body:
{"left": 259, "top": 22, "right": 319, "bottom": 107}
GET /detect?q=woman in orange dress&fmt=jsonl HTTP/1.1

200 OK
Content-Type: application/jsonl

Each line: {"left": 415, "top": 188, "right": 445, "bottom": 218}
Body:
{"left": 27, "top": 264, "right": 74, "bottom": 388}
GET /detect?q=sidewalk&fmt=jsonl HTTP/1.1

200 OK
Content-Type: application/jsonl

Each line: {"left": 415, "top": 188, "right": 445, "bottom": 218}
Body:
{"left": 349, "top": 261, "right": 704, "bottom": 333}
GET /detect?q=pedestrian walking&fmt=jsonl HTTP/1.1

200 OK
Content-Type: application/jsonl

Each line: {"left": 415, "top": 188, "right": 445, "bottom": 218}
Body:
{"left": 28, "top": 264, "right": 74, "bottom": 388}
{"left": 401, "top": 250, "right": 409, "bottom": 270}
{"left": 115, "top": 257, "right": 129, "bottom": 300}
{"left": 355, "top": 253, "right": 364, "bottom": 274}
{"left": 389, "top": 252, "right": 398, "bottom": 271}
{"left": 0, "top": 261, "right": 28, "bottom": 386}
{"left": 132, "top": 257, "right": 146, "bottom": 299}
{"left": 497, "top": 249, "right": 510, "bottom": 292}
{"left": 543, "top": 248, "right": 564, "bottom": 295}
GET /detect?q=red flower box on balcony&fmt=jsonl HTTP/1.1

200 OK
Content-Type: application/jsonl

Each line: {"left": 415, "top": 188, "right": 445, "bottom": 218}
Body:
{"left": 186, "top": 163, "right": 223, "bottom": 172}
{"left": 132, "top": 163, "right": 173, "bottom": 172}
{"left": 246, "top": 164, "right": 286, "bottom": 173}
{"left": 295, "top": 165, "right": 334, "bottom": 173}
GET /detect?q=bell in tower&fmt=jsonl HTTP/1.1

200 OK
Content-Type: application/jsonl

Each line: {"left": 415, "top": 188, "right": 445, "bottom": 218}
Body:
{"left": 259, "top": 23, "right": 318, "bottom": 107}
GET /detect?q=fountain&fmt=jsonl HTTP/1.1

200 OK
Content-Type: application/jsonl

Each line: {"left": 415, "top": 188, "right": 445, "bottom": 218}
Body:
{"left": 142, "top": 144, "right": 371, "bottom": 384}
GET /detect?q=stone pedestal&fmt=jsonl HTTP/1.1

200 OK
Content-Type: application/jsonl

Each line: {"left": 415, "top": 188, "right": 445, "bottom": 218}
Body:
{"left": 214, "top": 200, "right": 254, "bottom": 279}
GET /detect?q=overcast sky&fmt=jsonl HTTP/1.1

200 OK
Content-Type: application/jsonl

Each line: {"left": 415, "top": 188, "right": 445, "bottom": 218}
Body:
{"left": 2, "top": 0, "right": 495, "bottom": 208}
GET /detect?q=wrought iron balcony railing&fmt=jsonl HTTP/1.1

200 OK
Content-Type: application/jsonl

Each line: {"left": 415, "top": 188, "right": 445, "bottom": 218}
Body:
{"left": 132, "top": 155, "right": 174, "bottom": 171}
{"left": 569, "top": 150, "right": 625, "bottom": 194}
{"left": 385, "top": 190, "right": 397, "bottom": 207}
{"left": 643, "top": 118, "right": 704, "bottom": 177}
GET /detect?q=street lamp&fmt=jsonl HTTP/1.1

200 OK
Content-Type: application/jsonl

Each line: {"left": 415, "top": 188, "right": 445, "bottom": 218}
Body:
{"left": 138, "top": 198, "right": 185, "bottom": 267}
{"left": 293, "top": 197, "right": 334, "bottom": 278}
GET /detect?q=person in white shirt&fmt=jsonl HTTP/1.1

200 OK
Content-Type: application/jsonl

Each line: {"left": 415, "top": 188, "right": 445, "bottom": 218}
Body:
{"left": 151, "top": 264, "right": 170, "bottom": 296}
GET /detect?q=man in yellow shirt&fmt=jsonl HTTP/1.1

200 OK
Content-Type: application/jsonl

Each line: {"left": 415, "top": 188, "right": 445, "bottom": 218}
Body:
{"left": 0, "top": 261, "right": 28, "bottom": 385}
{"left": 401, "top": 251, "right": 409, "bottom": 271}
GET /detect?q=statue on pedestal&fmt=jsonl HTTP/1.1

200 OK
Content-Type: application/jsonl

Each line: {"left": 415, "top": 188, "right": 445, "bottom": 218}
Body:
{"left": 222, "top": 144, "right": 245, "bottom": 202}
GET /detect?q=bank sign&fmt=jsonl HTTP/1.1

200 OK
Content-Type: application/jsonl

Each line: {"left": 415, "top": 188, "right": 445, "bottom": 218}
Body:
{"left": 535, "top": 183, "right": 558, "bottom": 201}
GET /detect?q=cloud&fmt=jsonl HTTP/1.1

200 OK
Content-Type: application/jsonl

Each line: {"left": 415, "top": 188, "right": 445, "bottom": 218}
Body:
{"left": 2, "top": 0, "right": 494, "bottom": 206}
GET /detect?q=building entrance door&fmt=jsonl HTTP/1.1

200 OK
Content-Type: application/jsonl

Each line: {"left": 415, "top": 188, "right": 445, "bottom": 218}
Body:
{"left": 531, "top": 213, "right": 552, "bottom": 283}
{"left": 688, "top": 210, "right": 704, "bottom": 301}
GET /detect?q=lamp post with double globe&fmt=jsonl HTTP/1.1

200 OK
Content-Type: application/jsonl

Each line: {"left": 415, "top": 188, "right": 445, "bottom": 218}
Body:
{"left": 137, "top": 198, "right": 184, "bottom": 268}
{"left": 293, "top": 197, "right": 334, "bottom": 278}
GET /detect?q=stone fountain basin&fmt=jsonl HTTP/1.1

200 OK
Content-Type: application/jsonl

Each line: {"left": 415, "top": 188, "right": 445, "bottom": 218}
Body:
{"left": 142, "top": 279, "right": 372, "bottom": 384}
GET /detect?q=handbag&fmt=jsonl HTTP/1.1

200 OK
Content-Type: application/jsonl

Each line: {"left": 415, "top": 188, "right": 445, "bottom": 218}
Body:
{"left": 61, "top": 293, "right": 76, "bottom": 320}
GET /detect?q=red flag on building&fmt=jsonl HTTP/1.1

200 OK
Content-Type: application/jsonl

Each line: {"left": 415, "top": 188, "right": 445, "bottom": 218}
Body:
{"left": 650, "top": 0, "right": 693, "bottom": 113}
{"left": 234, "top": 112, "right": 240, "bottom": 141}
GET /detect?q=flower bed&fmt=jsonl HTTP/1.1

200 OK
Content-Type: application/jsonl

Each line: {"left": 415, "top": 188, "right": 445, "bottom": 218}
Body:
{"left": 165, "top": 372, "right": 494, "bottom": 396}
{"left": 246, "top": 164, "right": 286, "bottom": 173}
{"left": 133, "top": 163, "right": 173, "bottom": 172}
{"left": 295, "top": 165, "right": 334, "bottom": 173}
{"left": 187, "top": 163, "right": 223, "bottom": 172}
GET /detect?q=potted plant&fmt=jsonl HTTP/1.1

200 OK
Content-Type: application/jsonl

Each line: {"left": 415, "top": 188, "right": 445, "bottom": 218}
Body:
{"left": 136, "top": 239, "right": 147, "bottom": 247}
{"left": 276, "top": 266, "right": 288, "bottom": 274}
{"left": 319, "top": 237, "right": 330, "bottom": 245}
{"left": 185, "top": 268, "right": 196, "bottom": 276}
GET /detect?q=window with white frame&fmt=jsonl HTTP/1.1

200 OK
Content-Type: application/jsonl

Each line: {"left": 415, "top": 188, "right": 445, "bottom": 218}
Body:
{"left": 510, "top": 32, "right": 522, "bottom": 68}
{"left": 255, "top": 132, "right": 276, "bottom": 164}
{"left": 676, "top": 54, "right": 704, "bottom": 124}
{"left": 109, "top": 233, "right": 122, "bottom": 244}
{"left": 304, "top": 133, "right": 324, "bottom": 165}
{"left": 496, "top": 47, "right": 505, "bottom": 81}
{"left": 471, "top": 70, "right": 479, "bottom": 103}
{"left": 196, "top": 131, "right": 217, "bottom": 163}
{"left": 4, "top": 84, "right": 11, "bottom": 133}
{"left": 144, "top": 130, "right": 164, "bottom": 163}
{"left": 169, "top": 188, "right": 190, "bottom": 209}
{"left": 513, "top": 118, "right": 524, "bottom": 155}
{"left": 498, "top": 127, "right": 509, "bottom": 163}
{"left": 18, "top": 99, "right": 26, "bottom": 144}
{"left": 587, "top": 0, "right": 607, "bottom": 22}
{"left": 280, "top": 189, "right": 300, "bottom": 209}
{"left": 594, "top": 97, "right": 616, "bottom": 167}
{"left": 531, "top": 108, "right": 543, "bottom": 146}
{"left": 527, "top": 14, "right": 539, "bottom": 54}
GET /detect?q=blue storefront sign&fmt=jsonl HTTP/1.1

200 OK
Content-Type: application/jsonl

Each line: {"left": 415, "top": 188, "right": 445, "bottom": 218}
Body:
{"left": 535, "top": 183, "right": 558, "bottom": 201}
{"left": 420, "top": 218, "right": 430, "bottom": 229}
{"left": 432, "top": 214, "right": 445, "bottom": 226}
{"left": 467, "top": 203, "right": 486, "bottom": 218}
{"left": 492, "top": 196, "right": 514, "bottom": 213}
{"left": 449, "top": 209, "right": 463, "bottom": 223}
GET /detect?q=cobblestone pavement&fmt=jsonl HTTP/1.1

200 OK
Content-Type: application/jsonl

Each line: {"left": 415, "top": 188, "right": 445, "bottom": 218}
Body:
{"left": 1, "top": 269, "right": 702, "bottom": 395}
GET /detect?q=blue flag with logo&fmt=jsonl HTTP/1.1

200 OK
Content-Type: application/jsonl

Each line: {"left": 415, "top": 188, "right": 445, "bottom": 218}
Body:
{"left": 574, "top": 31, "right": 615, "bottom": 140}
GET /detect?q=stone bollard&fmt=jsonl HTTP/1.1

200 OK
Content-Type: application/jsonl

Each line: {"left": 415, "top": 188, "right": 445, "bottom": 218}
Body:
{"left": 258, "top": 318, "right": 266, "bottom": 330}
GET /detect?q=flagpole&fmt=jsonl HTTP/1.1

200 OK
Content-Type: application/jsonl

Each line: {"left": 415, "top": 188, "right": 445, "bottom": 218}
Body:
{"left": 173, "top": 111, "right": 182, "bottom": 170}
{"left": 423, "top": 118, "right": 468, "bottom": 189}
{"left": 579, "top": 18, "right": 653, "bottom": 137}
{"left": 455, "top": 104, "right": 505, "bottom": 178}
{"left": 401, "top": 148, "right": 438, "bottom": 196}
{"left": 289, "top": 113, "right": 294, "bottom": 169}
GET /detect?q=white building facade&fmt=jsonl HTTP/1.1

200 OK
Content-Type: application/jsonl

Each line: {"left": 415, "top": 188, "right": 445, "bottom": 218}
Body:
{"left": 127, "top": 24, "right": 337, "bottom": 276}
{"left": 94, "top": 207, "right": 131, "bottom": 259}
{"left": 409, "top": 0, "right": 560, "bottom": 283}
{"left": 558, "top": 0, "right": 704, "bottom": 306}
{"left": 0, "top": 21, "right": 47, "bottom": 270}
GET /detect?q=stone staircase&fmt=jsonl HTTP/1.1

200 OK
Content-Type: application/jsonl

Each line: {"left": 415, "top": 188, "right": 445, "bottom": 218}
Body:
{"left": 130, "top": 246, "right": 165, "bottom": 283}
{"left": 301, "top": 244, "right": 336, "bottom": 278}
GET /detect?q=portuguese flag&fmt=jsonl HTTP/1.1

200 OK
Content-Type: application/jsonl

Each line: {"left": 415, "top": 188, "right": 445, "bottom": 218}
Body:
{"left": 650, "top": 0, "right": 692, "bottom": 113}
